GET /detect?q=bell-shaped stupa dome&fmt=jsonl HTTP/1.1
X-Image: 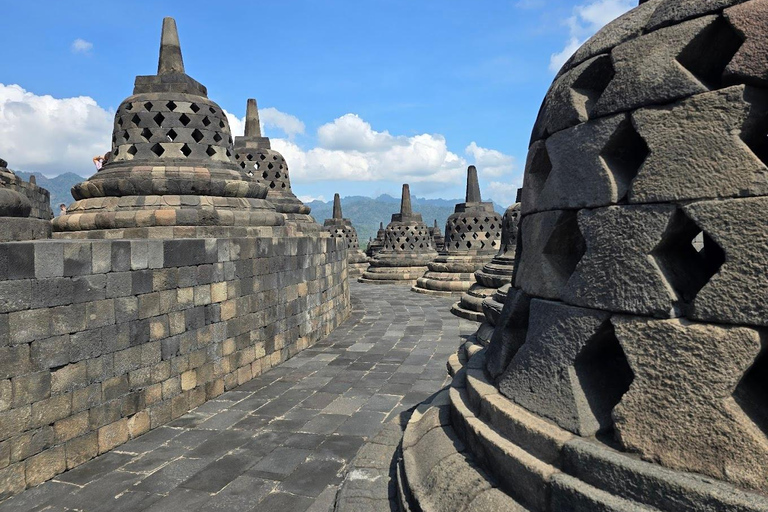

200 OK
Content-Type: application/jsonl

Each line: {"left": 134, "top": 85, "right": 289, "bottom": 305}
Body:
{"left": 359, "top": 184, "right": 437, "bottom": 285}
{"left": 395, "top": 1, "right": 768, "bottom": 510}
{"left": 323, "top": 194, "right": 368, "bottom": 276}
{"left": 233, "top": 99, "right": 318, "bottom": 232}
{"left": 53, "top": 18, "right": 283, "bottom": 238}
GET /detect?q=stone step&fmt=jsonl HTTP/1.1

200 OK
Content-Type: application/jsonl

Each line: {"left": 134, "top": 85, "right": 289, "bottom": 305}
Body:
{"left": 398, "top": 390, "right": 527, "bottom": 512}
{"left": 550, "top": 473, "right": 660, "bottom": 512}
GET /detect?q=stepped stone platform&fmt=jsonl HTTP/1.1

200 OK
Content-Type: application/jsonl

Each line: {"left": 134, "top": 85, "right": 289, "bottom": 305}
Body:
{"left": 0, "top": 283, "right": 474, "bottom": 512}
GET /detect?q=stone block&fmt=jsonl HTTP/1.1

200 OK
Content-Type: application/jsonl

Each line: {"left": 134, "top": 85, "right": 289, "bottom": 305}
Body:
{"left": 498, "top": 300, "right": 633, "bottom": 436}
{"left": 0, "top": 380, "right": 10, "bottom": 412}
{"left": 0, "top": 280, "right": 31, "bottom": 313}
{"left": 54, "top": 411, "right": 89, "bottom": 443}
{"left": 8, "top": 308, "right": 50, "bottom": 345}
{"left": 98, "top": 418, "right": 129, "bottom": 454}
{"left": 24, "top": 445, "right": 65, "bottom": 487}
{"left": 30, "top": 394, "right": 71, "bottom": 429}
{"left": 65, "top": 432, "right": 97, "bottom": 469}
{"left": 11, "top": 372, "right": 51, "bottom": 407}
{"left": 0, "top": 463, "right": 24, "bottom": 500}
{"left": 10, "top": 427, "right": 54, "bottom": 463}
{"left": 725, "top": 0, "right": 768, "bottom": 87}
{"left": 562, "top": 204, "right": 681, "bottom": 317}
{"left": 0, "top": 407, "right": 30, "bottom": 442}
{"left": 30, "top": 335, "right": 70, "bottom": 371}
{"left": 612, "top": 316, "right": 768, "bottom": 492}
{"left": 106, "top": 272, "right": 132, "bottom": 298}
{"left": 630, "top": 86, "right": 768, "bottom": 203}
{"left": 51, "top": 362, "right": 87, "bottom": 394}
{"left": 63, "top": 243, "right": 92, "bottom": 276}
{"left": 515, "top": 210, "right": 586, "bottom": 300}
{"left": 69, "top": 329, "right": 102, "bottom": 363}
{"left": 685, "top": 197, "right": 768, "bottom": 326}
{"left": 91, "top": 241, "right": 111, "bottom": 274}
{"left": 530, "top": 113, "right": 636, "bottom": 213}
{"left": 485, "top": 287, "right": 531, "bottom": 379}
{"left": 34, "top": 242, "right": 64, "bottom": 279}
{"left": 592, "top": 16, "right": 715, "bottom": 117}
{"left": 532, "top": 54, "right": 615, "bottom": 140}
{"left": 128, "top": 410, "right": 150, "bottom": 438}
{"left": 111, "top": 241, "right": 131, "bottom": 272}
{"left": 0, "top": 243, "right": 35, "bottom": 280}
{"left": 50, "top": 304, "right": 87, "bottom": 336}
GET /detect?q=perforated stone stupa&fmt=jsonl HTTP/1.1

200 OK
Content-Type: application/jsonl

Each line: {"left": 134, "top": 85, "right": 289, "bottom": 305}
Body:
{"left": 411, "top": 166, "right": 502, "bottom": 296}
{"left": 52, "top": 18, "right": 283, "bottom": 239}
{"left": 360, "top": 184, "right": 437, "bottom": 285}
{"left": 429, "top": 219, "right": 445, "bottom": 252}
{"left": 366, "top": 222, "right": 385, "bottom": 258}
{"left": 233, "top": 99, "right": 317, "bottom": 232}
{"left": 324, "top": 193, "right": 368, "bottom": 276}
{"left": 0, "top": 158, "right": 52, "bottom": 241}
{"left": 396, "top": 0, "right": 768, "bottom": 510}
{"left": 451, "top": 197, "right": 520, "bottom": 327}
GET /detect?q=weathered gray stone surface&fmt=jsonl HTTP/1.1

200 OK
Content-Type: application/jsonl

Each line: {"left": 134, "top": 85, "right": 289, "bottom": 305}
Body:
{"left": 562, "top": 204, "right": 680, "bottom": 317}
{"left": 498, "top": 300, "right": 617, "bottom": 436}
{"left": 484, "top": 287, "right": 530, "bottom": 380}
{"left": 361, "top": 184, "right": 437, "bottom": 285}
{"left": 630, "top": 86, "right": 768, "bottom": 204}
{"left": 528, "top": 113, "right": 637, "bottom": 213}
{"left": 725, "top": 0, "right": 768, "bottom": 86}
{"left": 53, "top": 18, "right": 283, "bottom": 237}
{"left": 592, "top": 16, "right": 716, "bottom": 116}
{"left": 612, "top": 316, "right": 768, "bottom": 493}
{"left": 0, "top": 283, "right": 463, "bottom": 510}
{"left": 515, "top": 210, "right": 585, "bottom": 300}
{"left": 685, "top": 196, "right": 768, "bottom": 326}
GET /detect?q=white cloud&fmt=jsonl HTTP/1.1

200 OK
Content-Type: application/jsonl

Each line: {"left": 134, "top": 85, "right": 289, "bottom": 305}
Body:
{"left": 225, "top": 107, "right": 305, "bottom": 139}
{"left": 261, "top": 107, "right": 305, "bottom": 138}
{"left": 297, "top": 194, "right": 325, "bottom": 203}
{"left": 0, "top": 84, "right": 113, "bottom": 176}
{"left": 71, "top": 38, "right": 93, "bottom": 54}
{"left": 465, "top": 142, "right": 515, "bottom": 178}
{"left": 0, "top": 84, "right": 519, "bottom": 204}
{"left": 549, "top": 0, "right": 635, "bottom": 72}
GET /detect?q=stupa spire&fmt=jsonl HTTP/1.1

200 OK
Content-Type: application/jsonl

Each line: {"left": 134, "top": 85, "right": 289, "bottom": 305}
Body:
{"left": 400, "top": 184, "right": 413, "bottom": 216}
{"left": 466, "top": 165, "right": 481, "bottom": 203}
{"left": 158, "top": 17, "right": 185, "bottom": 75}
{"left": 333, "top": 193, "right": 343, "bottom": 219}
{"left": 245, "top": 98, "right": 262, "bottom": 138}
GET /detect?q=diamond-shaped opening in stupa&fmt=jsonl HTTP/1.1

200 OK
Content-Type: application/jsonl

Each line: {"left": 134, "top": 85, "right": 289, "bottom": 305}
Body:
{"left": 651, "top": 209, "right": 725, "bottom": 304}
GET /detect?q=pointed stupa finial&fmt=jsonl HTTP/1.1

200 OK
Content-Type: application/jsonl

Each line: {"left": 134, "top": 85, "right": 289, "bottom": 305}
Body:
{"left": 400, "top": 184, "right": 413, "bottom": 216}
{"left": 245, "top": 98, "right": 262, "bottom": 138}
{"left": 434, "top": 219, "right": 438, "bottom": 228}
{"left": 333, "top": 193, "right": 343, "bottom": 219}
{"left": 158, "top": 17, "right": 185, "bottom": 74}
{"left": 466, "top": 165, "right": 481, "bottom": 203}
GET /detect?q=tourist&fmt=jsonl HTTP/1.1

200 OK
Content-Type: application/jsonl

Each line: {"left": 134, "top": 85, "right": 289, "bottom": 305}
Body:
{"left": 92, "top": 155, "right": 104, "bottom": 170}
{"left": 58, "top": 204, "right": 66, "bottom": 216}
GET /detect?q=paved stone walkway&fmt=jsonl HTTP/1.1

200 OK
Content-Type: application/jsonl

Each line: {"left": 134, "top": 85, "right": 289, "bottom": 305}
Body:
{"left": 0, "top": 282, "right": 475, "bottom": 512}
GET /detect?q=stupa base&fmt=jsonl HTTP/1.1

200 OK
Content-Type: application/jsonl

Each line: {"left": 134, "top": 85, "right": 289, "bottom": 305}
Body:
{"left": 347, "top": 261, "right": 369, "bottom": 277}
{"left": 396, "top": 343, "right": 768, "bottom": 512}
{"left": 359, "top": 265, "right": 429, "bottom": 285}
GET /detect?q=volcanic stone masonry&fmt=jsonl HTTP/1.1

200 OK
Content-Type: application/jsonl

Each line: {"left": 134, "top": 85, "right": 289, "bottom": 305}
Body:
{"left": 411, "top": 166, "right": 502, "bottom": 297}
{"left": 429, "top": 219, "right": 445, "bottom": 252}
{"left": 366, "top": 222, "right": 385, "bottom": 258}
{"left": 393, "top": 0, "right": 768, "bottom": 510}
{"left": 451, "top": 196, "right": 520, "bottom": 342}
{"left": 52, "top": 18, "right": 284, "bottom": 239}
{"left": 323, "top": 193, "right": 369, "bottom": 277}
{"left": 233, "top": 98, "right": 318, "bottom": 233}
{"left": 0, "top": 17, "right": 350, "bottom": 500}
{"left": 0, "top": 159, "right": 52, "bottom": 242}
{"left": 359, "top": 184, "right": 438, "bottom": 285}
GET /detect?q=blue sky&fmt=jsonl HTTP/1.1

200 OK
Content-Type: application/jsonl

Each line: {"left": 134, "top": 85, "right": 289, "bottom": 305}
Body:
{"left": 0, "top": 0, "right": 634, "bottom": 205}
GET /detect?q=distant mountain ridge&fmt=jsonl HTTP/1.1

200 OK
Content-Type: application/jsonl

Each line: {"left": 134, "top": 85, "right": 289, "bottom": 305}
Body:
{"left": 14, "top": 171, "right": 87, "bottom": 213}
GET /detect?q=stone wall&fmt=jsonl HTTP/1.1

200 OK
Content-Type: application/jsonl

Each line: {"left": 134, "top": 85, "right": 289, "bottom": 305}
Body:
{"left": 0, "top": 173, "right": 53, "bottom": 220}
{"left": 0, "top": 235, "right": 350, "bottom": 498}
